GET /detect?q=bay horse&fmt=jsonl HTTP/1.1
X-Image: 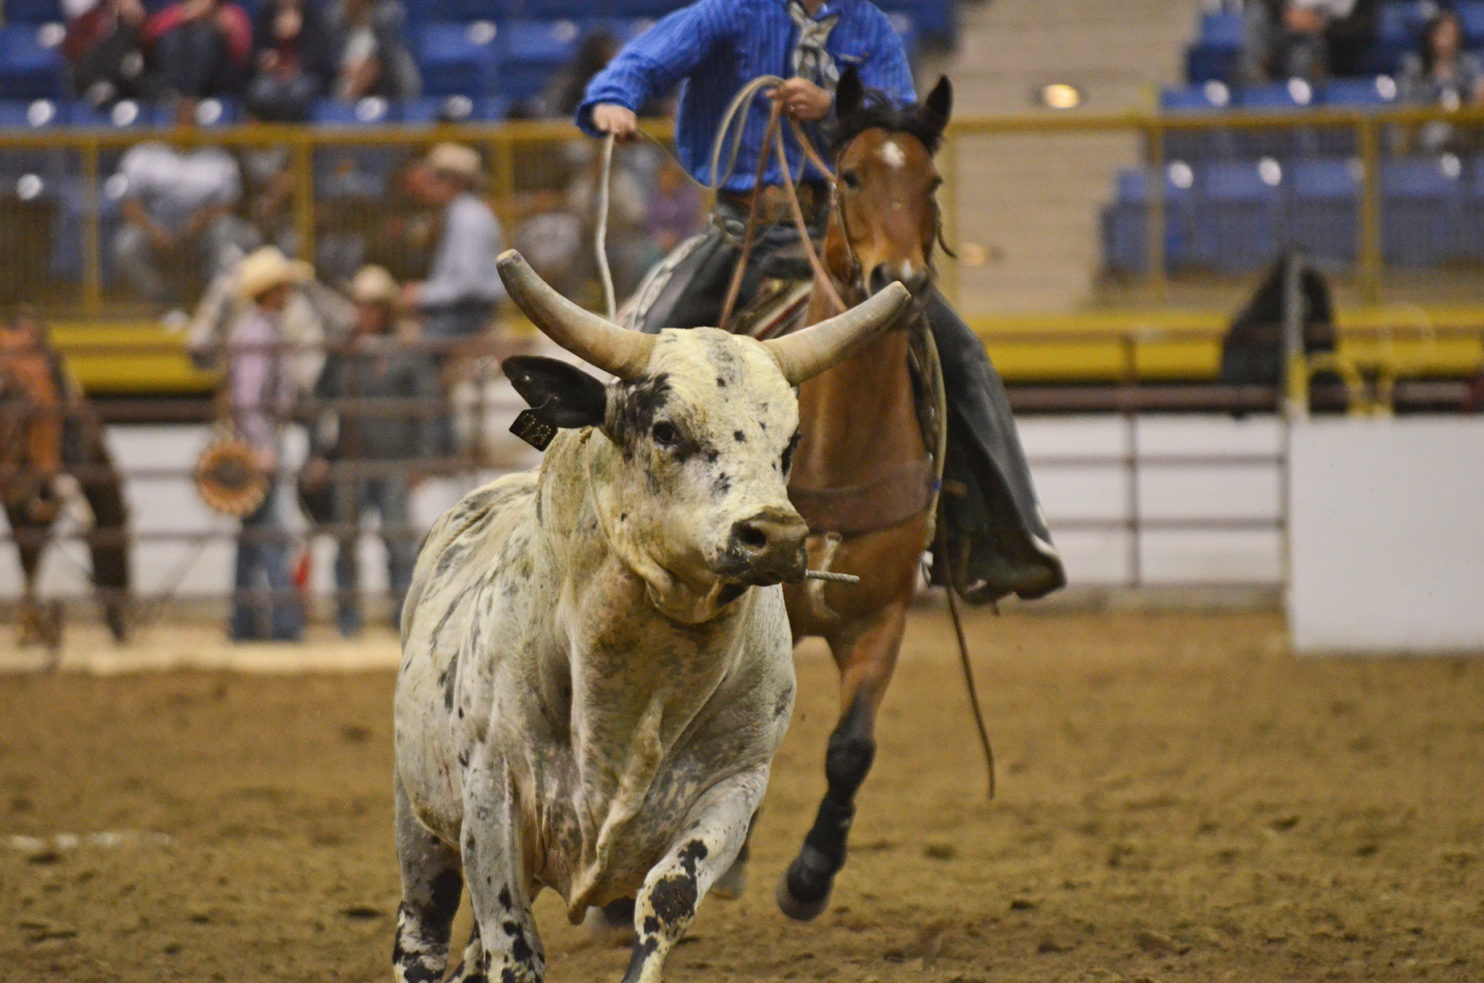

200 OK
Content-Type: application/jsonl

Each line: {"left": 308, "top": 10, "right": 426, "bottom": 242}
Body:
{"left": 1, "top": 317, "right": 131, "bottom": 655}
{"left": 772, "top": 71, "right": 955, "bottom": 920}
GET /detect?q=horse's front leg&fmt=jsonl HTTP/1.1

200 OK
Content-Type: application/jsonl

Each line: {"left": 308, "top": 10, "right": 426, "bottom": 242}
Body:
{"left": 621, "top": 768, "right": 768, "bottom": 983}
{"left": 778, "top": 599, "right": 909, "bottom": 921}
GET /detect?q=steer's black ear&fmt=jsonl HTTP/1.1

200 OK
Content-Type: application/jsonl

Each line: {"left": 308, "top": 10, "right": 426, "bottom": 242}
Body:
{"left": 502, "top": 355, "right": 607, "bottom": 450}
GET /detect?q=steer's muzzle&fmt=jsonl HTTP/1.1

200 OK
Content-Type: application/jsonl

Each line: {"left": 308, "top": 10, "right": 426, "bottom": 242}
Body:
{"left": 724, "top": 508, "right": 809, "bottom": 585}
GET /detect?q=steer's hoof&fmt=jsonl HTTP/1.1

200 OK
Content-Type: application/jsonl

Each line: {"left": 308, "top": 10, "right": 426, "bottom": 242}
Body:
{"left": 584, "top": 898, "right": 636, "bottom": 947}
{"left": 710, "top": 857, "right": 748, "bottom": 900}
{"left": 775, "top": 870, "right": 830, "bottom": 922}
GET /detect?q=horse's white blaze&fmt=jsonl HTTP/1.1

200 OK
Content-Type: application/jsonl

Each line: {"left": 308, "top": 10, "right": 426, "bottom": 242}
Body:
{"left": 877, "top": 140, "right": 906, "bottom": 170}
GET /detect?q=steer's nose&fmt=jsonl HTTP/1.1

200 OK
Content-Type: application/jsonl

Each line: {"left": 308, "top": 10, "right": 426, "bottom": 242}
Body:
{"left": 729, "top": 508, "right": 809, "bottom": 584}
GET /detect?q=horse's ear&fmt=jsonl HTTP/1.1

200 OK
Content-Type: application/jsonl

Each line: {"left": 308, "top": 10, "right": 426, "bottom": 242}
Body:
{"left": 919, "top": 76, "right": 952, "bottom": 134}
{"left": 835, "top": 64, "right": 864, "bottom": 118}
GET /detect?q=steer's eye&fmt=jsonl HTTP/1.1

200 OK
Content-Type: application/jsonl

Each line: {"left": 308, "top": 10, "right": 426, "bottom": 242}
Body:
{"left": 841, "top": 170, "right": 861, "bottom": 191}
{"left": 781, "top": 433, "right": 800, "bottom": 474}
{"left": 651, "top": 421, "right": 680, "bottom": 447}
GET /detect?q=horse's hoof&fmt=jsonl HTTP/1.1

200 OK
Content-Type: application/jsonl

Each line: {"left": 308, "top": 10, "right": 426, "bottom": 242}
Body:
{"left": 584, "top": 898, "right": 636, "bottom": 947}
{"left": 775, "top": 870, "right": 830, "bottom": 922}
{"left": 710, "top": 856, "right": 747, "bottom": 900}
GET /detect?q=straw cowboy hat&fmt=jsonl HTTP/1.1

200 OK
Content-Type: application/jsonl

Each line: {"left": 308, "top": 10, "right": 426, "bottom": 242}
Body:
{"left": 236, "top": 246, "right": 312, "bottom": 302}
{"left": 423, "top": 141, "right": 484, "bottom": 186}
{"left": 349, "top": 264, "right": 399, "bottom": 306}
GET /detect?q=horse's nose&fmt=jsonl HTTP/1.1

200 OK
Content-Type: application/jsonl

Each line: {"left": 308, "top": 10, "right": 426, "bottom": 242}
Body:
{"left": 868, "top": 263, "right": 930, "bottom": 296}
{"left": 729, "top": 509, "right": 808, "bottom": 584}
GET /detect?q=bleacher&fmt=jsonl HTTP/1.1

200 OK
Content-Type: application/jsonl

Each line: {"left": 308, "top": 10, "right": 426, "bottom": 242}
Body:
{"left": 0, "top": 0, "right": 953, "bottom": 115}
{"left": 1102, "top": 1, "right": 1484, "bottom": 275}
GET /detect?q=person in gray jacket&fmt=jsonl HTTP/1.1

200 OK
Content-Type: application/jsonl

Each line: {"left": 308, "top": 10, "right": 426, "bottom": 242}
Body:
{"left": 303, "top": 265, "right": 438, "bottom": 636}
{"left": 399, "top": 142, "right": 506, "bottom": 350}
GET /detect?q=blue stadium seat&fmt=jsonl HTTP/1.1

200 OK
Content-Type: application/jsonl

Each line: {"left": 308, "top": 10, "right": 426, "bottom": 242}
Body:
{"left": 310, "top": 97, "right": 395, "bottom": 126}
{"left": 1324, "top": 75, "right": 1400, "bottom": 108}
{"left": 1197, "top": 11, "right": 1244, "bottom": 49}
{"left": 0, "top": 99, "right": 69, "bottom": 190}
{"left": 497, "top": 19, "right": 580, "bottom": 100}
{"left": 66, "top": 99, "right": 158, "bottom": 128}
{"left": 1198, "top": 160, "right": 1286, "bottom": 272}
{"left": 1459, "top": 156, "right": 1484, "bottom": 260}
{"left": 1100, "top": 166, "right": 1200, "bottom": 274}
{"left": 417, "top": 21, "right": 501, "bottom": 97}
{"left": 1158, "top": 83, "right": 1237, "bottom": 161}
{"left": 1287, "top": 159, "right": 1360, "bottom": 267}
{"left": 399, "top": 94, "right": 511, "bottom": 124}
{"left": 1185, "top": 42, "right": 1239, "bottom": 83}
{"left": 4, "top": 0, "right": 62, "bottom": 23}
{"left": 1458, "top": 1, "right": 1484, "bottom": 40}
{"left": 1237, "top": 79, "right": 1321, "bottom": 158}
{"left": 1380, "top": 156, "right": 1465, "bottom": 266}
{"left": 0, "top": 24, "right": 66, "bottom": 101}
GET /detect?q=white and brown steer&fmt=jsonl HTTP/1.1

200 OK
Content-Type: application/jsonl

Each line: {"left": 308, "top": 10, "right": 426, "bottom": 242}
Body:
{"left": 392, "top": 250, "right": 909, "bottom": 983}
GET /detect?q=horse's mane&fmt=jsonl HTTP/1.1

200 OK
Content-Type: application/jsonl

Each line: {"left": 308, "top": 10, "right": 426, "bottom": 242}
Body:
{"left": 827, "top": 89, "right": 943, "bottom": 158}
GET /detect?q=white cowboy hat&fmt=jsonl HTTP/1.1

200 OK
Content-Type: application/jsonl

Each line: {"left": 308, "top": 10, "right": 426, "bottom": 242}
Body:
{"left": 349, "top": 264, "right": 399, "bottom": 306}
{"left": 236, "top": 246, "right": 312, "bottom": 301}
{"left": 423, "top": 141, "right": 484, "bottom": 186}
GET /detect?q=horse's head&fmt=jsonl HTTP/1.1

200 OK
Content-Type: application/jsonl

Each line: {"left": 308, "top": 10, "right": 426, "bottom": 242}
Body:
{"left": 827, "top": 69, "right": 953, "bottom": 298}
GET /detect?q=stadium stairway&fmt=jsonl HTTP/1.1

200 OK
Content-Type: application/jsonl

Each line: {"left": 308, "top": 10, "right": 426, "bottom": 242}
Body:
{"left": 939, "top": 0, "right": 1190, "bottom": 313}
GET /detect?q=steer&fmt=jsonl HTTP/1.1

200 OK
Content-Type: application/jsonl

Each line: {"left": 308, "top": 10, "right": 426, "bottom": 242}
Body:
{"left": 393, "top": 250, "right": 910, "bottom": 983}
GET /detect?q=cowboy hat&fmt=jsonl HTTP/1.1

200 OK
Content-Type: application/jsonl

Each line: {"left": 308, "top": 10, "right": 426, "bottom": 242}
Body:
{"left": 349, "top": 264, "right": 399, "bottom": 306}
{"left": 236, "top": 246, "right": 312, "bottom": 302}
{"left": 423, "top": 141, "right": 484, "bottom": 186}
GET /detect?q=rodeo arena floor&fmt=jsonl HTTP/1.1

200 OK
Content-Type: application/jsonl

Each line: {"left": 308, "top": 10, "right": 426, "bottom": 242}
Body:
{"left": 2, "top": 605, "right": 1481, "bottom": 983}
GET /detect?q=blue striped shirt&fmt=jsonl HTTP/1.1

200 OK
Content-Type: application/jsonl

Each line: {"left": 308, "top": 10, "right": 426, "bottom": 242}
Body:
{"left": 576, "top": 0, "right": 916, "bottom": 192}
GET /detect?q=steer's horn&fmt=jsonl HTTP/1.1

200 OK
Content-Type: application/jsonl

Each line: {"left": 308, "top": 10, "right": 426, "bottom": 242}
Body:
{"left": 764, "top": 282, "right": 912, "bottom": 386}
{"left": 496, "top": 249, "right": 655, "bottom": 380}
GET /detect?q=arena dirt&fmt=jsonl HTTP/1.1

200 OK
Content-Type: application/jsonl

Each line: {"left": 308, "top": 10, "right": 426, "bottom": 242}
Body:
{"left": 2, "top": 609, "right": 1481, "bottom": 983}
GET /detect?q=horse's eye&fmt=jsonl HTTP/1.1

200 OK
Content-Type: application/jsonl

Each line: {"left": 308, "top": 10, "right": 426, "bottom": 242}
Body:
{"left": 841, "top": 170, "right": 861, "bottom": 190}
{"left": 651, "top": 421, "right": 680, "bottom": 447}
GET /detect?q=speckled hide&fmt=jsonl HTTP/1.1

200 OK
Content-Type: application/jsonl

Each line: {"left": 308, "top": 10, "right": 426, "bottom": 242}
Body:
{"left": 393, "top": 329, "right": 804, "bottom": 983}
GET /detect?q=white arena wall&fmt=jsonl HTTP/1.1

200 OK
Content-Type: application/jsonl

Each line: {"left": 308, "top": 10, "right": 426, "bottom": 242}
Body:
{"left": 1, "top": 414, "right": 1291, "bottom": 603}
{"left": 1287, "top": 417, "right": 1484, "bottom": 654}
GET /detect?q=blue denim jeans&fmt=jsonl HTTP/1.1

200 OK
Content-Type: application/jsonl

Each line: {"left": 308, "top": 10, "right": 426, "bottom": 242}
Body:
{"left": 230, "top": 484, "right": 303, "bottom": 642}
{"left": 331, "top": 474, "right": 417, "bottom": 636}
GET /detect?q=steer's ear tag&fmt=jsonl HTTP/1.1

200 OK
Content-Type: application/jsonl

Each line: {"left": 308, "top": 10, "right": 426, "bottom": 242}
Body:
{"left": 510, "top": 408, "right": 557, "bottom": 451}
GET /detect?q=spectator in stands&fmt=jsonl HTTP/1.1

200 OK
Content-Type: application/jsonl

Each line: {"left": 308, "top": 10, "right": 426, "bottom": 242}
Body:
{"left": 1399, "top": 10, "right": 1484, "bottom": 154}
{"left": 1240, "top": 0, "right": 1377, "bottom": 84}
{"left": 144, "top": 0, "right": 254, "bottom": 102}
{"left": 326, "top": 0, "right": 422, "bottom": 101}
{"left": 245, "top": 0, "right": 335, "bottom": 122}
{"left": 400, "top": 142, "right": 505, "bottom": 348}
{"left": 301, "top": 265, "right": 436, "bottom": 637}
{"left": 225, "top": 247, "right": 309, "bottom": 643}
{"left": 62, "top": 0, "right": 158, "bottom": 108}
{"left": 113, "top": 99, "right": 256, "bottom": 308}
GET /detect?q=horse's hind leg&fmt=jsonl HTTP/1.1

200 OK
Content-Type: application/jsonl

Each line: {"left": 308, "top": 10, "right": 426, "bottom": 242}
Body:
{"left": 393, "top": 777, "right": 463, "bottom": 983}
{"left": 777, "top": 601, "right": 909, "bottom": 921}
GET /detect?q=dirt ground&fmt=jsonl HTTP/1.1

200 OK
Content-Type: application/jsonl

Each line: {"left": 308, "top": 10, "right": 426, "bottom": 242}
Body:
{"left": 2, "top": 608, "right": 1481, "bottom": 983}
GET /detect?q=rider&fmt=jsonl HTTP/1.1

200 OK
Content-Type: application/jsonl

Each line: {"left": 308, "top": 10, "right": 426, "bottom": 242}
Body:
{"left": 576, "top": 0, "right": 1065, "bottom": 602}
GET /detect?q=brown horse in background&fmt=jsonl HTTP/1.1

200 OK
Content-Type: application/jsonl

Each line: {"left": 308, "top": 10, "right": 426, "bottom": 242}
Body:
{"left": 1, "top": 317, "right": 131, "bottom": 655}
{"left": 772, "top": 72, "right": 956, "bottom": 920}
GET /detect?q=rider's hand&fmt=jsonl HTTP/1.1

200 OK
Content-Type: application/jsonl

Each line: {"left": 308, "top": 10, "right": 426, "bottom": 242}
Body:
{"left": 772, "top": 77, "right": 832, "bottom": 122}
{"left": 592, "top": 103, "right": 639, "bottom": 141}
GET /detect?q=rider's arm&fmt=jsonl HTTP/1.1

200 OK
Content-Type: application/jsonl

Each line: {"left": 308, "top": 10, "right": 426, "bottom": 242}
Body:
{"left": 851, "top": 6, "right": 917, "bottom": 106}
{"left": 575, "top": 0, "right": 735, "bottom": 136}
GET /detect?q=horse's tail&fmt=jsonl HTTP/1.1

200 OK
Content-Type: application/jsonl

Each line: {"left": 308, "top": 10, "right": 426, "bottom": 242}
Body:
{"left": 75, "top": 412, "right": 131, "bottom": 640}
